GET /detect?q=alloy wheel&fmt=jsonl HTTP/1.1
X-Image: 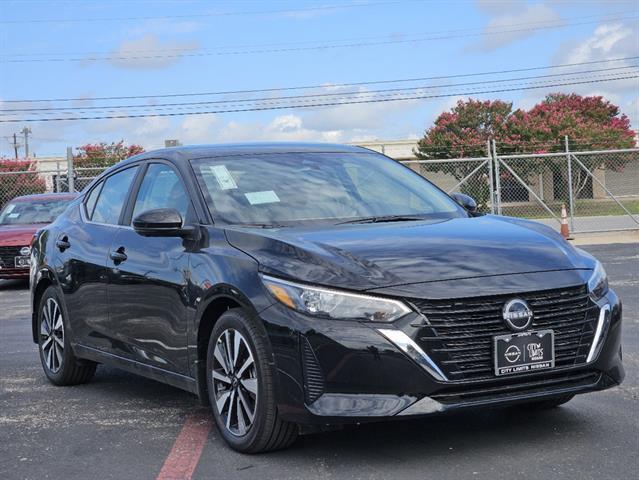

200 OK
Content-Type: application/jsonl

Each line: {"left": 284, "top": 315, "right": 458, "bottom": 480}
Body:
{"left": 211, "top": 329, "right": 258, "bottom": 437}
{"left": 40, "top": 298, "right": 65, "bottom": 373}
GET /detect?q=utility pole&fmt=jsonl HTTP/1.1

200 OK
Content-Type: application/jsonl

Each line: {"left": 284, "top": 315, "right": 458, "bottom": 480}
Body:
{"left": 20, "top": 127, "right": 32, "bottom": 158}
{"left": 11, "top": 133, "right": 20, "bottom": 159}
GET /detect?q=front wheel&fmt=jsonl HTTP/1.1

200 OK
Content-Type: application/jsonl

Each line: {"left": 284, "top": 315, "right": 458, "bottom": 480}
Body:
{"left": 37, "top": 286, "right": 96, "bottom": 386}
{"left": 206, "top": 309, "right": 298, "bottom": 453}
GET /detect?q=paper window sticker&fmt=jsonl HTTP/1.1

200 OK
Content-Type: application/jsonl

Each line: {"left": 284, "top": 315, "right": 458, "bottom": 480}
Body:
{"left": 209, "top": 165, "right": 238, "bottom": 190}
{"left": 245, "top": 191, "right": 280, "bottom": 205}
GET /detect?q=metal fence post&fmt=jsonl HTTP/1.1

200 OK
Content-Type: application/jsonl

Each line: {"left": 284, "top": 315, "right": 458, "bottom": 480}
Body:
{"left": 55, "top": 161, "right": 61, "bottom": 193}
{"left": 565, "top": 136, "right": 575, "bottom": 231}
{"left": 66, "top": 147, "right": 75, "bottom": 193}
{"left": 492, "top": 139, "right": 502, "bottom": 215}
{"left": 486, "top": 140, "right": 495, "bottom": 214}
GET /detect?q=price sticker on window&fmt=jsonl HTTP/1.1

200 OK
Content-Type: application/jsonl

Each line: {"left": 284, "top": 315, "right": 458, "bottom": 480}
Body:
{"left": 209, "top": 165, "right": 238, "bottom": 190}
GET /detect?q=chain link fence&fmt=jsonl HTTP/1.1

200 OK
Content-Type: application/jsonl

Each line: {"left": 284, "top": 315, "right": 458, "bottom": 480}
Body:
{"left": 0, "top": 161, "right": 108, "bottom": 209}
{"left": 0, "top": 167, "right": 63, "bottom": 208}
{"left": 402, "top": 145, "right": 639, "bottom": 234}
{"left": 403, "top": 156, "right": 495, "bottom": 213}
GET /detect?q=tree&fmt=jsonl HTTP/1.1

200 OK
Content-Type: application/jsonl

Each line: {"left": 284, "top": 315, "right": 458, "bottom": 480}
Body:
{"left": 509, "top": 93, "right": 635, "bottom": 152}
{"left": 0, "top": 159, "right": 47, "bottom": 208}
{"left": 416, "top": 99, "right": 514, "bottom": 159}
{"left": 73, "top": 141, "right": 145, "bottom": 168}
{"left": 416, "top": 94, "right": 637, "bottom": 208}
{"left": 509, "top": 94, "right": 636, "bottom": 199}
{"left": 415, "top": 99, "right": 517, "bottom": 209}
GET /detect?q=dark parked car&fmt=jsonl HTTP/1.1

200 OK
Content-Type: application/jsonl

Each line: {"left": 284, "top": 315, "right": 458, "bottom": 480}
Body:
{"left": 30, "top": 143, "right": 623, "bottom": 453}
{"left": 0, "top": 193, "right": 77, "bottom": 280}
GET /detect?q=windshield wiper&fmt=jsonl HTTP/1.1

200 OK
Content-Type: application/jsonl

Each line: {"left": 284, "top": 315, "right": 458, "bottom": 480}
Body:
{"left": 336, "top": 215, "right": 426, "bottom": 225}
{"left": 232, "top": 222, "right": 288, "bottom": 229}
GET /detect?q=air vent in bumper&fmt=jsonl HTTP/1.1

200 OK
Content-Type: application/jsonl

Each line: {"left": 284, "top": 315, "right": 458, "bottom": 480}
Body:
{"left": 301, "top": 337, "right": 325, "bottom": 404}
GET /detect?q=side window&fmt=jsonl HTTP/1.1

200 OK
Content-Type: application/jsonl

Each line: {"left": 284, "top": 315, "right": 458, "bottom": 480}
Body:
{"left": 132, "top": 163, "right": 189, "bottom": 223}
{"left": 84, "top": 182, "right": 102, "bottom": 220}
{"left": 91, "top": 167, "right": 139, "bottom": 225}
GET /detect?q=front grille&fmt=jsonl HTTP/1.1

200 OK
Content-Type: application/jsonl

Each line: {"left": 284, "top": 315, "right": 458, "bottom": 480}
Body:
{"left": 0, "top": 246, "right": 22, "bottom": 269}
{"left": 409, "top": 285, "right": 598, "bottom": 382}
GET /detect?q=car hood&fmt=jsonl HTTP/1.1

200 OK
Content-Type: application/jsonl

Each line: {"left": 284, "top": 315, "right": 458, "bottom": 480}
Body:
{"left": 224, "top": 215, "right": 592, "bottom": 293}
{"left": 0, "top": 224, "right": 40, "bottom": 247}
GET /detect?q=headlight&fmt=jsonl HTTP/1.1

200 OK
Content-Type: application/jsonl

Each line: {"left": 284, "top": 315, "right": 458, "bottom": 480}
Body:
{"left": 588, "top": 261, "right": 608, "bottom": 301}
{"left": 261, "top": 275, "right": 411, "bottom": 322}
{"left": 20, "top": 246, "right": 31, "bottom": 256}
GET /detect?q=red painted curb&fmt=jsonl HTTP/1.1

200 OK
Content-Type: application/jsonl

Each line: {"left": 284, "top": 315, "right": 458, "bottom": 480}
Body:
{"left": 156, "top": 411, "right": 213, "bottom": 480}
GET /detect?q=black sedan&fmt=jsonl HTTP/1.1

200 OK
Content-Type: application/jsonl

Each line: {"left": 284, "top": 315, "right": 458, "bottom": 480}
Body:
{"left": 30, "top": 143, "right": 623, "bottom": 453}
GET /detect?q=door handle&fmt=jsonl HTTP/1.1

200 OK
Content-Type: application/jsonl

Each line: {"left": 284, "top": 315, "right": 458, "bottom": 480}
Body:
{"left": 56, "top": 235, "right": 71, "bottom": 252}
{"left": 109, "top": 248, "right": 127, "bottom": 264}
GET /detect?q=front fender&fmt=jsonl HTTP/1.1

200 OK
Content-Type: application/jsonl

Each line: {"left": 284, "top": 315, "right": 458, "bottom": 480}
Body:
{"left": 30, "top": 266, "right": 60, "bottom": 343}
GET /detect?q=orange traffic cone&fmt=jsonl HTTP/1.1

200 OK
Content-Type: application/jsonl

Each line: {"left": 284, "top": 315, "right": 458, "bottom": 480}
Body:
{"left": 560, "top": 204, "right": 572, "bottom": 240}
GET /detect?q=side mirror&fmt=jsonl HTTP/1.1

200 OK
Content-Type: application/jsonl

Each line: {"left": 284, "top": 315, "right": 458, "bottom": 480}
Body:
{"left": 450, "top": 193, "right": 478, "bottom": 214}
{"left": 133, "top": 208, "right": 185, "bottom": 237}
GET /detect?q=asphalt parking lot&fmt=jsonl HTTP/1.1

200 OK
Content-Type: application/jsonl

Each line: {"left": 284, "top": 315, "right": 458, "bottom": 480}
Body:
{"left": 1, "top": 243, "right": 637, "bottom": 480}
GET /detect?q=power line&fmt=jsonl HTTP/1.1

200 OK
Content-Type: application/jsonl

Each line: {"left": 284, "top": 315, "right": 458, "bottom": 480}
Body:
{"left": 0, "top": 1, "right": 419, "bottom": 24}
{"left": 2, "top": 66, "right": 635, "bottom": 114}
{"left": 4, "top": 56, "right": 637, "bottom": 104}
{"left": 2, "top": 74, "right": 636, "bottom": 123}
{"left": 3, "top": 10, "right": 634, "bottom": 58}
{"left": 3, "top": 14, "right": 637, "bottom": 63}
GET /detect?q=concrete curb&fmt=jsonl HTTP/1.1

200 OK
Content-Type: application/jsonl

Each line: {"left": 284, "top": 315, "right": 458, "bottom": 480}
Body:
{"left": 568, "top": 230, "right": 639, "bottom": 246}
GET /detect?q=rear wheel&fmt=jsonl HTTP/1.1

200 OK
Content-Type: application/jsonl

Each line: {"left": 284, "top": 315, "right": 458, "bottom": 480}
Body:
{"left": 37, "top": 286, "right": 96, "bottom": 386}
{"left": 206, "top": 309, "right": 298, "bottom": 453}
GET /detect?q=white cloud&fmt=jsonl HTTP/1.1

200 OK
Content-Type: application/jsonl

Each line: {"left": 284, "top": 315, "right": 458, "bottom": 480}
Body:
{"left": 107, "top": 34, "right": 199, "bottom": 70}
{"left": 301, "top": 86, "right": 422, "bottom": 131}
{"left": 474, "top": 3, "right": 561, "bottom": 51}
{"left": 82, "top": 115, "right": 173, "bottom": 149}
{"left": 180, "top": 114, "right": 220, "bottom": 143}
{"left": 560, "top": 23, "right": 637, "bottom": 67}
{"left": 518, "top": 21, "right": 639, "bottom": 116}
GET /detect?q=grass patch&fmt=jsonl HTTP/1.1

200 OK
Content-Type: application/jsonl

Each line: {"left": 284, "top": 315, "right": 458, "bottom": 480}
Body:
{"left": 501, "top": 199, "right": 639, "bottom": 219}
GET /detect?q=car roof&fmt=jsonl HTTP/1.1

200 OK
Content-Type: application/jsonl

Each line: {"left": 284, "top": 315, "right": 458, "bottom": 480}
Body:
{"left": 119, "top": 142, "right": 373, "bottom": 166}
{"left": 10, "top": 193, "right": 79, "bottom": 202}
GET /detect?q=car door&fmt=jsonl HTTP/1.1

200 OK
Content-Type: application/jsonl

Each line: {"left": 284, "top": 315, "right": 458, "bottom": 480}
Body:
{"left": 106, "top": 161, "right": 193, "bottom": 375}
{"left": 57, "top": 165, "right": 140, "bottom": 352}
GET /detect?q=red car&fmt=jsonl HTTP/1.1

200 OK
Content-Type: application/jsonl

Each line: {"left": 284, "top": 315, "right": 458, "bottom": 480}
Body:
{"left": 0, "top": 193, "right": 78, "bottom": 280}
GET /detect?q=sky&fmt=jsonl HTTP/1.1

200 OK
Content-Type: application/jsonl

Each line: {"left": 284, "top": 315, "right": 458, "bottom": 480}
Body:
{"left": 0, "top": 0, "right": 637, "bottom": 158}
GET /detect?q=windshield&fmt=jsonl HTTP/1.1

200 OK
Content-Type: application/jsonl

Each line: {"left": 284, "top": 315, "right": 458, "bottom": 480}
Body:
{"left": 0, "top": 198, "right": 73, "bottom": 225}
{"left": 191, "top": 152, "right": 464, "bottom": 225}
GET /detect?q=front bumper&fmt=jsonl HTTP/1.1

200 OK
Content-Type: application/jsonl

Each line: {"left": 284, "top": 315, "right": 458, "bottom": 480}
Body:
{"left": 260, "top": 289, "right": 623, "bottom": 425}
{"left": 0, "top": 267, "right": 30, "bottom": 279}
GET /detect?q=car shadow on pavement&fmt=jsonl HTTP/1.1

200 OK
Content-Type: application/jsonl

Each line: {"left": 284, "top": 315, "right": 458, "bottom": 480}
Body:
{"left": 285, "top": 404, "right": 586, "bottom": 456}
{"left": 0, "top": 279, "right": 29, "bottom": 290}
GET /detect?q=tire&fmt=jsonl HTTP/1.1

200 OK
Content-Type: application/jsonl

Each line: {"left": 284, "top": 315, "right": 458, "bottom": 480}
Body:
{"left": 521, "top": 394, "right": 574, "bottom": 410}
{"left": 206, "top": 308, "right": 298, "bottom": 453}
{"left": 37, "top": 286, "right": 96, "bottom": 386}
